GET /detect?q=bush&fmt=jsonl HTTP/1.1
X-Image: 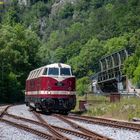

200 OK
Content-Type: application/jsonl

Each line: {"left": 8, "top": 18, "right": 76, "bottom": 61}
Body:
{"left": 76, "top": 76, "right": 90, "bottom": 96}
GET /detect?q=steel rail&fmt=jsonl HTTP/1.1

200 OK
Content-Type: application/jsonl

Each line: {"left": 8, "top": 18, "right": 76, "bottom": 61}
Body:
{"left": 67, "top": 115, "right": 140, "bottom": 132}
{"left": 32, "top": 111, "right": 69, "bottom": 140}
{"left": 52, "top": 125, "right": 94, "bottom": 140}
{"left": 0, "top": 105, "right": 11, "bottom": 117}
{"left": 53, "top": 114, "right": 112, "bottom": 140}
{"left": 0, "top": 118, "right": 55, "bottom": 139}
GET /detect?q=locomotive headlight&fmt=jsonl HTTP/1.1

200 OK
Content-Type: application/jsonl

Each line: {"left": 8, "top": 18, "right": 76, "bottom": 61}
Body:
{"left": 48, "top": 91, "right": 51, "bottom": 94}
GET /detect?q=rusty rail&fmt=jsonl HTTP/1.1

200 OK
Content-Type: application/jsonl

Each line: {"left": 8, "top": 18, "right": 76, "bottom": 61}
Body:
{"left": 68, "top": 115, "right": 140, "bottom": 132}
{"left": 0, "top": 105, "right": 11, "bottom": 117}
{"left": 0, "top": 106, "right": 60, "bottom": 139}
{"left": 53, "top": 114, "right": 112, "bottom": 140}
{"left": 32, "top": 111, "right": 69, "bottom": 140}
{"left": 0, "top": 118, "right": 55, "bottom": 139}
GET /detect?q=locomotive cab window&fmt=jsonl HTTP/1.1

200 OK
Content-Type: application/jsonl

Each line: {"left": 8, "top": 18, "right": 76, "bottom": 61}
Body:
{"left": 60, "top": 68, "right": 71, "bottom": 76}
{"left": 43, "top": 68, "right": 48, "bottom": 75}
{"left": 48, "top": 68, "right": 59, "bottom": 75}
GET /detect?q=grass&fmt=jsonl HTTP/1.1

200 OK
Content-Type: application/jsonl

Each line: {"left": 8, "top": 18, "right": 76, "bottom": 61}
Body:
{"left": 72, "top": 94, "right": 140, "bottom": 121}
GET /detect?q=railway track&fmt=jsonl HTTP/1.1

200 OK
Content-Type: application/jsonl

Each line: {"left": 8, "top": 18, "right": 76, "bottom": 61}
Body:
{"left": 4, "top": 112, "right": 68, "bottom": 139}
{"left": 0, "top": 118, "right": 54, "bottom": 139}
{"left": 1, "top": 105, "right": 111, "bottom": 140}
{"left": 2, "top": 104, "right": 139, "bottom": 140}
{"left": 4, "top": 112, "right": 100, "bottom": 140}
{"left": 32, "top": 111, "right": 69, "bottom": 139}
{"left": 52, "top": 114, "right": 112, "bottom": 140}
{"left": 67, "top": 114, "right": 140, "bottom": 132}
{"left": 33, "top": 111, "right": 103, "bottom": 140}
{"left": 0, "top": 105, "right": 60, "bottom": 139}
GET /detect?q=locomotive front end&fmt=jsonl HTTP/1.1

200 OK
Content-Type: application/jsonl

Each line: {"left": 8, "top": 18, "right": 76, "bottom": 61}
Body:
{"left": 41, "top": 64, "right": 76, "bottom": 113}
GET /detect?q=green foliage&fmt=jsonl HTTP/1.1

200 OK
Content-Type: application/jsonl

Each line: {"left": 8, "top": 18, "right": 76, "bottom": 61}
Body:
{"left": 123, "top": 29, "right": 140, "bottom": 86}
{"left": 1, "top": 0, "right": 140, "bottom": 100}
{"left": 0, "top": 24, "right": 40, "bottom": 102}
{"left": 124, "top": 56, "right": 138, "bottom": 79}
{"left": 105, "top": 3, "right": 114, "bottom": 12}
{"left": 68, "top": 38, "right": 104, "bottom": 77}
{"left": 76, "top": 77, "right": 90, "bottom": 96}
{"left": 59, "top": 3, "right": 74, "bottom": 19}
{"left": 133, "top": 64, "right": 140, "bottom": 87}
{"left": 104, "top": 35, "right": 129, "bottom": 54}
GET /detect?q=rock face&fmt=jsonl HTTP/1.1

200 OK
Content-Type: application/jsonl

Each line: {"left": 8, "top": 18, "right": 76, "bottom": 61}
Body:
{"left": 15, "top": 0, "right": 77, "bottom": 36}
{"left": 18, "top": 0, "right": 28, "bottom": 5}
{"left": 17, "top": 0, "right": 76, "bottom": 6}
{"left": 3, "top": 0, "right": 28, "bottom": 6}
{"left": 51, "top": 0, "right": 76, "bottom": 16}
{"left": 18, "top": 0, "right": 77, "bottom": 17}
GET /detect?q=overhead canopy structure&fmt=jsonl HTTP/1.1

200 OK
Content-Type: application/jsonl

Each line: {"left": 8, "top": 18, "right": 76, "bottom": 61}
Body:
{"left": 91, "top": 48, "right": 132, "bottom": 93}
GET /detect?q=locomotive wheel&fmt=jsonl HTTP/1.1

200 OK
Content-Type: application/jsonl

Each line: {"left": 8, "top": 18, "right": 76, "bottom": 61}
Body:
{"left": 25, "top": 102, "right": 29, "bottom": 106}
{"left": 35, "top": 103, "right": 42, "bottom": 111}
{"left": 59, "top": 110, "right": 69, "bottom": 115}
{"left": 63, "top": 111, "right": 68, "bottom": 115}
{"left": 41, "top": 107, "right": 51, "bottom": 115}
{"left": 29, "top": 107, "right": 36, "bottom": 111}
{"left": 43, "top": 110, "right": 51, "bottom": 115}
{"left": 29, "top": 105, "right": 36, "bottom": 111}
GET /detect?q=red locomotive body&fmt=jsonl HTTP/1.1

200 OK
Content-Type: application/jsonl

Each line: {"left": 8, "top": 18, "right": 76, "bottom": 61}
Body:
{"left": 25, "top": 63, "right": 76, "bottom": 113}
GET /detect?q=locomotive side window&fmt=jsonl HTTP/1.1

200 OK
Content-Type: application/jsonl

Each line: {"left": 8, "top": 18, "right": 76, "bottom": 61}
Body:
{"left": 34, "top": 70, "right": 38, "bottom": 78}
{"left": 29, "top": 72, "right": 33, "bottom": 79}
{"left": 31, "top": 71, "right": 36, "bottom": 79}
{"left": 43, "top": 68, "right": 48, "bottom": 75}
{"left": 37, "top": 69, "right": 41, "bottom": 77}
{"left": 48, "top": 68, "right": 59, "bottom": 75}
{"left": 28, "top": 72, "right": 32, "bottom": 79}
{"left": 60, "top": 68, "right": 71, "bottom": 76}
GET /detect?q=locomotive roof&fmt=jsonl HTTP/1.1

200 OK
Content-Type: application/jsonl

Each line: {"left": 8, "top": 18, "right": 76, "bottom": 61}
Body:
{"left": 27, "top": 63, "right": 71, "bottom": 80}
{"left": 32, "top": 63, "right": 71, "bottom": 72}
{"left": 46, "top": 63, "right": 71, "bottom": 68}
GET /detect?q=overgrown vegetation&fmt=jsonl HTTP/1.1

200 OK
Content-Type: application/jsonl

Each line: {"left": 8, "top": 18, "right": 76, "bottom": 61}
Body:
{"left": 0, "top": 0, "right": 140, "bottom": 102}
{"left": 74, "top": 95, "right": 140, "bottom": 120}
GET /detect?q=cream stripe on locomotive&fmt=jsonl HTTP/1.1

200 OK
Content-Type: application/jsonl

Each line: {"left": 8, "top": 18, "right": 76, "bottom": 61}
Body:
{"left": 25, "top": 91, "right": 76, "bottom": 95}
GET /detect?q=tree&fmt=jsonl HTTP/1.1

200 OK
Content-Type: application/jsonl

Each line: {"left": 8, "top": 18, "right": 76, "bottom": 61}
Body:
{"left": 68, "top": 38, "right": 104, "bottom": 78}
{"left": 76, "top": 77, "right": 90, "bottom": 96}
{"left": 0, "top": 24, "right": 40, "bottom": 102}
{"left": 59, "top": 3, "right": 74, "bottom": 19}
{"left": 104, "top": 35, "right": 130, "bottom": 54}
{"left": 124, "top": 29, "right": 140, "bottom": 86}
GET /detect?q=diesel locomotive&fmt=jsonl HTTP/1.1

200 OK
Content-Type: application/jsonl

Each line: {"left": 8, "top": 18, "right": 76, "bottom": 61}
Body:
{"left": 25, "top": 63, "right": 76, "bottom": 114}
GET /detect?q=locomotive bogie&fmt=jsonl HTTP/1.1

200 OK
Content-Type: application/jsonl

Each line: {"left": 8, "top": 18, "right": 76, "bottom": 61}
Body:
{"left": 25, "top": 95, "right": 76, "bottom": 112}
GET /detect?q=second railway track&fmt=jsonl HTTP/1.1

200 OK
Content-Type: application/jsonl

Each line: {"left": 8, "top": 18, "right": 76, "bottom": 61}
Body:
{"left": 33, "top": 111, "right": 111, "bottom": 140}
{"left": 52, "top": 114, "right": 112, "bottom": 140}
{"left": 66, "top": 114, "right": 140, "bottom": 132}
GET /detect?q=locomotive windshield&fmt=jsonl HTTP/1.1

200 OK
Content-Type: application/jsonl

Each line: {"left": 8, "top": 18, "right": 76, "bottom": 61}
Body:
{"left": 48, "top": 68, "right": 59, "bottom": 75}
{"left": 60, "top": 68, "right": 71, "bottom": 76}
{"left": 43, "top": 67, "right": 72, "bottom": 76}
